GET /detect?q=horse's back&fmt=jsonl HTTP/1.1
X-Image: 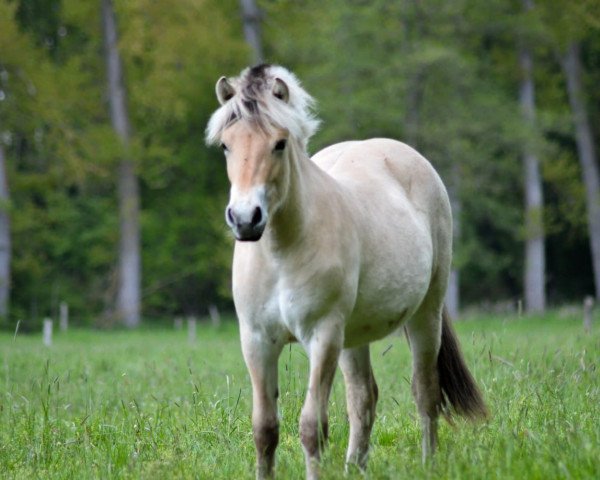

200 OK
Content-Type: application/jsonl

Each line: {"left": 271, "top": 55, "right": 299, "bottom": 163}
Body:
{"left": 312, "top": 138, "right": 451, "bottom": 233}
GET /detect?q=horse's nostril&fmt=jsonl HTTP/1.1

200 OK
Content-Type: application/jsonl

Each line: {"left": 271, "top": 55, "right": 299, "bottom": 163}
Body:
{"left": 226, "top": 207, "right": 235, "bottom": 225}
{"left": 251, "top": 207, "right": 262, "bottom": 227}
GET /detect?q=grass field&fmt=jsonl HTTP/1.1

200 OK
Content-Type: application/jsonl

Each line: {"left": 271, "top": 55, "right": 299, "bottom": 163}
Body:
{"left": 1, "top": 312, "right": 599, "bottom": 479}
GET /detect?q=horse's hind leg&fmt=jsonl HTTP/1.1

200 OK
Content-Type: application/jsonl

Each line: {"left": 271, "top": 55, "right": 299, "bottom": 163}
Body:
{"left": 405, "top": 305, "right": 443, "bottom": 463}
{"left": 339, "top": 345, "right": 378, "bottom": 472}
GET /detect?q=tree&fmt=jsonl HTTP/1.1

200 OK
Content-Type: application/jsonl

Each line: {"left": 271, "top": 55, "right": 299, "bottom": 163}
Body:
{"left": 518, "top": 0, "right": 546, "bottom": 313}
{"left": 1, "top": 0, "right": 598, "bottom": 323}
{"left": 534, "top": 0, "right": 600, "bottom": 300}
{"left": 115, "top": 0, "right": 248, "bottom": 318}
{"left": 0, "top": 143, "right": 10, "bottom": 318}
{"left": 562, "top": 41, "right": 600, "bottom": 299}
{"left": 102, "top": 0, "right": 141, "bottom": 327}
{"left": 240, "top": 0, "right": 264, "bottom": 64}
{"left": 445, "top": 166, "right": 461, "bottom": 319}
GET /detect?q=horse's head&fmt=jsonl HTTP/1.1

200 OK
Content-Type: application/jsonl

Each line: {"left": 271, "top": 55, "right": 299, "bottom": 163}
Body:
{"left": 220, "top": 119, "right": 288, "bottom": 242}
{"left": 206, "top": 65, "right": 319, "bottom": 242}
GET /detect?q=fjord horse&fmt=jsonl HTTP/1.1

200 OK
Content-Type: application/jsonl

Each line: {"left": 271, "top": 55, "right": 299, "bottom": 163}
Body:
{"left": 206, "top": 64, "right": 487, "bottom": 480}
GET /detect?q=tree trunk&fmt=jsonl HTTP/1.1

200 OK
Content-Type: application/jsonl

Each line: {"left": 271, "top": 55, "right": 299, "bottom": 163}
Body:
{"left": 446, "top": 266, "right": 460, "bottom": 319}
{"left": 102, "top": 0, "right": 141, "bottom": 327}
{"left": 518, "top": 0, "right": 545, "bottom": 313}
{"left": 401, "top": 0, "right": 425, "bottom": 149}
{"left": 0, "top": 144, "right": 10, "bottom": 318}
{"left": 563, "top": 41, "right": 600, "bottom": 300}
{"left": 445, "top": 165, "right": 461, "bottom": 319}
{"left": 239, "top": 0, "right": 264, "bottom": 65}
{"left": 405, "top": 70, "right": 424, "bottom": 148}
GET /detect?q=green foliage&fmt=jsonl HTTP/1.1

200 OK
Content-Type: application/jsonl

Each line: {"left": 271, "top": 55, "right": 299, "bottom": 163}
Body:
{"left": 1, "top": 0, "right": 599, "bottom": 324}
{"left": 1, "top": 0, "right": 117, "bottom": 327}
{"left": 0, "top": 314, "right": 598, "bottom": 477}
{"left": 1, "top": 0, "right": 246, "bottom": 326}
{"left": 113, "top": 0, "right": 248, "bottom": 317}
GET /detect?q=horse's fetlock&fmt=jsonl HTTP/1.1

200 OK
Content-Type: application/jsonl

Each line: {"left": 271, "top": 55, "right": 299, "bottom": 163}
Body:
{"left": 253, "top": 421, "right": 279, "bottom": 457}
{"left": 300, "top": 416, "right": 328, "bottom": 457}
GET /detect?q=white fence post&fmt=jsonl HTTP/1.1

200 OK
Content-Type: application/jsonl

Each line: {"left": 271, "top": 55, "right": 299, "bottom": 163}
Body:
{"left": 187, "top": 316, "right": 197, "bottom": 344}
{"left": 584, "top": 296, "right": 594, "bottom": 333}
{"left": 59, "top": 302, "right": 69, "bottom": 332}
{"left": 208, "top": 304, "right": 221, "bottom": 327}
{"left": 174, "top": 317, "right": 183, "bottom": 330}
{"left": 43, "top": 318, "right": 53, "bottom": 347}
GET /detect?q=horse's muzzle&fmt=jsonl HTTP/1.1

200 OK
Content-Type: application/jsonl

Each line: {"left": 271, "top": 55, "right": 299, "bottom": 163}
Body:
{"left": 226, "top": 205, "right": 266, "bottom": 242}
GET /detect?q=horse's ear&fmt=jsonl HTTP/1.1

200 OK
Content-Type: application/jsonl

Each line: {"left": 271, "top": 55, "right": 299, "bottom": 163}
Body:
{"left": 272, "top": 78, "right": 289, "bottom": 103}
{"left": 216, "top": 76, "right": 235, "bottom": 105}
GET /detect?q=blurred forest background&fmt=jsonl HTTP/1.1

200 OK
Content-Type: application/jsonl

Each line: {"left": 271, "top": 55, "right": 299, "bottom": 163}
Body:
{"left": 1, "top": 0, "right": 600, "bottom": 330}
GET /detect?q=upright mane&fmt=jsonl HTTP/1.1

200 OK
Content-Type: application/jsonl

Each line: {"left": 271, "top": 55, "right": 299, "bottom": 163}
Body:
{"left": 205, "top": 64, "right": 320, "bottom": 147}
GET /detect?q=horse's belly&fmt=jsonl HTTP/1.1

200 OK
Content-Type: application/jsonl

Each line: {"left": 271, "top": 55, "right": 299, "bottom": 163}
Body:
{"left": 343, "top": 281, "right": 426, "bottom": 348}
{"left": 343, "top": 220, "right": 433, "bottom": 348}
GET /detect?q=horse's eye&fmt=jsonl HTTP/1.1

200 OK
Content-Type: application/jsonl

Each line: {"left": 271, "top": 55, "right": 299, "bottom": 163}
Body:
{"left": 273, "top": 139, "right": 287, "bottom": 152}
{"left": 220, "top": 143, "right": 228, "bottom": 152}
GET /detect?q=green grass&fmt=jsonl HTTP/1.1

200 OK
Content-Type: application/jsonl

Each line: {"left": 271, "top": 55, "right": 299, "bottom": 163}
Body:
{"left": 1, "top": 312, "right": 599, "bottom": 479}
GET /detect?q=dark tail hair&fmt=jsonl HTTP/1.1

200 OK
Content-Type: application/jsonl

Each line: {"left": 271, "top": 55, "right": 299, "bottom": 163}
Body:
{"left": 438, "top": 307, "right": 488, "bottom": 420}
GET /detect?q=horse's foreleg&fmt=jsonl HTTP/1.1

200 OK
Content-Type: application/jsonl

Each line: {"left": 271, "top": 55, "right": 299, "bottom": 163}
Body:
{"left": 339, "top": 345, "right": 378, "bottom": 472}
{"left": 406, "top": 311, "right": 443, "bottom": 464}
{"left": 300, "top": 323, "right": 343, "bottom": 480}
{"left": 241, "top": 329, "right": 283, "bottom": 480}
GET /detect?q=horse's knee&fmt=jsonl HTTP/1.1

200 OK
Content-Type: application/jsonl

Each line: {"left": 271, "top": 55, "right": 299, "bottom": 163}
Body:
{"left": 253, "top": 419, "right": 279, "bottom": 459}
{"left": 300, "top": 411, "right": 328, "bottom": 457}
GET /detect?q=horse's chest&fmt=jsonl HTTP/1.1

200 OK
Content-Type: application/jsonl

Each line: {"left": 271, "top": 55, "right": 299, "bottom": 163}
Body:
{"left": 275, "top": 264, "right": 353, "bottom": 340}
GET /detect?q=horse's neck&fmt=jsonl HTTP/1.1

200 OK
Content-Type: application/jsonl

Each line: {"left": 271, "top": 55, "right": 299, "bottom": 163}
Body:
{"left": 267, "top": 142, "right": 335, "bottom": 252}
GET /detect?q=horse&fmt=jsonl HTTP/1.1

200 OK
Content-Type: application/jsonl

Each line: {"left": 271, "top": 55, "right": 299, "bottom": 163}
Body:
{"left": 206, "top": 64, "right": 487, "bottom": 480}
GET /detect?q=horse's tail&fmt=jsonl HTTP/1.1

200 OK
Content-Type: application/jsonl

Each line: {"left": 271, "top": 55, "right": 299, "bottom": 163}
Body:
{"left": 437, "top": 307, "right": 488, "bottom": 420}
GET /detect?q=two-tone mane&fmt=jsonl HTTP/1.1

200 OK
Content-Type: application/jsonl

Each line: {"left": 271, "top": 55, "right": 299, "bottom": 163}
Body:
{"left": 205, "top": 64, "right": 320, "bottom": 148}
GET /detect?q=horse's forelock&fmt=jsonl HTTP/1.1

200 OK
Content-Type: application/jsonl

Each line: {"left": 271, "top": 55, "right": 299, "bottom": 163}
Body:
{"left": 205, "top": 65, "right": 320, "bottom": 146}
